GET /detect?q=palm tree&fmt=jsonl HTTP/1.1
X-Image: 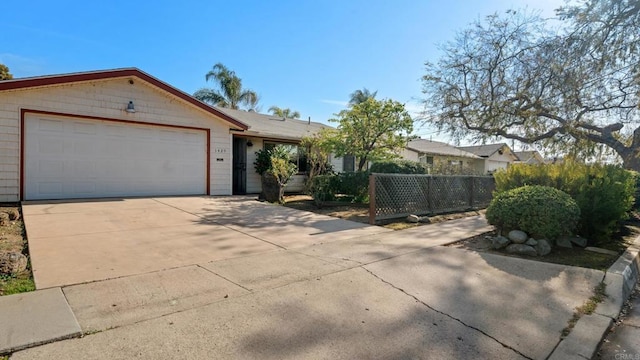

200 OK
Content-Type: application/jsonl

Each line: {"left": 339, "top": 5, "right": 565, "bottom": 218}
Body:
{"left": 348, "top": 88, "right": 377, "bottom": 105}
{"left": 0, "top": 64, "right": 13, "bottom": 80}
{"left": 194, "top": 63, "right": 259, "bottom": 110}
{"left": 268, "top": 106, "right": 301, "bottom": 119}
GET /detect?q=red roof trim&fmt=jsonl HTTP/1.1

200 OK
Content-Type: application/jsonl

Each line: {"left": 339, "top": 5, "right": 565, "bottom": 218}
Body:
{"left": 0, "top": 68, "right": 249, "bottom": 130}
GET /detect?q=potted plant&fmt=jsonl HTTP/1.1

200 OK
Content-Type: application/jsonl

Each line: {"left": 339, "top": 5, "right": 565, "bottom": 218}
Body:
{"left": 254, "top": 145, "right": 297, "bottom": 203}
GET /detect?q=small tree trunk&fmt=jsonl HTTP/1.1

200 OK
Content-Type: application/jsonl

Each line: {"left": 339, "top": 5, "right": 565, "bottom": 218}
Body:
{"left": 261, "top": 173, "right": 285, "bottom": 203}
{"left": 620, "top": 147, "right": 640, "bottom": 172}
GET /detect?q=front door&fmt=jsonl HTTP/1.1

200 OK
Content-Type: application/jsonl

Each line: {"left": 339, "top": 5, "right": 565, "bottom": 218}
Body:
{"left": 232, "top": 137, "right": 247, "bottom": 195}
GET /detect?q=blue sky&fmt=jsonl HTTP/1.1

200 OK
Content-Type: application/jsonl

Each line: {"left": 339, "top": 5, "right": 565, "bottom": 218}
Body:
{"left": 2, "top": 0, "right": 564, "bottom": 143}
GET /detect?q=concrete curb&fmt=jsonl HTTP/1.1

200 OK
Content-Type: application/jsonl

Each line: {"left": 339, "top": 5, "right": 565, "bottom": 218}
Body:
{"left": 548, "top": 234, "right": 640, "bottom": 360}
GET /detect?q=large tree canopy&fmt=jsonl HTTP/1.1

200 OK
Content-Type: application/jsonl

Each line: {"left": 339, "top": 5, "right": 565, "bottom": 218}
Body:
{"left": 330, "top": 98, "right": 413, "bottom": 171}
{"left": 422, "top": 0, "right": 640, "bottom": 169}
{"left": 194, "top": 63, "right": 260, "bottom": 110}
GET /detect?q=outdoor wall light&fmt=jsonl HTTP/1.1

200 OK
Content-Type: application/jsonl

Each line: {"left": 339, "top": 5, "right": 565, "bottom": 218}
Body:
{"left": 126, "top": 101, "right": 136, "bottom": 113}
{"left": 247, "top": 140, "right": 253, "bottom": 147}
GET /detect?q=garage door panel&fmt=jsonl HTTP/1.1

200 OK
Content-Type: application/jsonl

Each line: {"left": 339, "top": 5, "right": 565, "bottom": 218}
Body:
{"left": 25, "top": 115, "right": 207, "bottom": 200}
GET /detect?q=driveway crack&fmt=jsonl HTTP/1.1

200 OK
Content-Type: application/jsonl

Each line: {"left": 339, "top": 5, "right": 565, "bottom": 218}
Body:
{"left": 362, "top": 267, "right": 534, "bottom": 360}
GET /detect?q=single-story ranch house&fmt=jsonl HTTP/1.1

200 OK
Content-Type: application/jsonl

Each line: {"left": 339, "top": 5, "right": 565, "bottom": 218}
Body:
{"left": 0, "top": 68, "right": 350, "bottom": 202}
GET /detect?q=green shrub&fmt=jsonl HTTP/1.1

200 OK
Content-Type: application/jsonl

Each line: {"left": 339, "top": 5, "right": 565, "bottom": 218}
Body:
{"left": 494, "top": 161, "right": 636, "bottom": 243}
{"left": 307, "top": 172, "right": 370, "bottom": 205}
{"left": 486, "top": 185, "right": 581, "bottom": 240}
{"left": 308, "top": 175, "right": 338, "bottom": 206}
{"left": 335, "top": 171, "right": 369, "bottom": 202}
{"left": 370, "top": 160, "right": 429, "bottom": 174}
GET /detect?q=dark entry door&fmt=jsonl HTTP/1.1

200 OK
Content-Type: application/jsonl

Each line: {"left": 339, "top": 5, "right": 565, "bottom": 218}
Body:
{"left": 232, "top": 137, "right": 247, "bottom": 195}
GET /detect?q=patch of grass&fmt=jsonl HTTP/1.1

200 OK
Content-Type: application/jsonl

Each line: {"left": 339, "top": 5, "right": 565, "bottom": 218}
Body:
{"left": 533, "top": 247, "right": 618, "bottom": 271}
{"left": 0, "top": 276, "right": 35, "bottom": 295}
{"left": 561, "top": 282, "right": 607, "bottom": 338}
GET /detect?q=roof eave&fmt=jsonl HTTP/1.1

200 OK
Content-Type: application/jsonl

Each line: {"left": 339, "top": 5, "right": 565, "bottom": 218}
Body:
{"left": 0, "top": 68, "right": 249, "bottom": 131}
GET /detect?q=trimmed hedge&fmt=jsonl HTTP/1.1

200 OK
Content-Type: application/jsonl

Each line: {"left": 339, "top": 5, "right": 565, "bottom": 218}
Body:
{"left": 486, "top": 185, "right": 581, "bottom": 240}
{"left": 493, "top": 161, "right": 636, "bottom": 243}
{"left": 369, "top": 160, "right": 429, "bottom": 174}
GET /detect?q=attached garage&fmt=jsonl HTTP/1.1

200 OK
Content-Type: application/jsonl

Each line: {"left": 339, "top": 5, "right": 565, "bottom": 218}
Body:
{"left": 0, "top": 68, "right": 248, "bottom": 202}
{"left": 24, "top": 112, "right": 208, "bottom": 200}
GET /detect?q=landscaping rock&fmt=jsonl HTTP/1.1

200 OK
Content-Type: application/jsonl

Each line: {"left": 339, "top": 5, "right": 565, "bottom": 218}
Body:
{"left": 556, "top": 237, "right": 573, "bottom": 249}
{"left": 406, "top": 215, "right": 420, "bottom": 223}
{"left": 536, "top": 239, "right": 552, "bottom": 256}
{"left": 505, "top": 244, "right": 538, "bottom": 256}
{"left": 0, "top": 251, "right": 28, "bottom": 275}
{"left": 492, "top": 235, "right": 511, "bottom": 249}
{"left": 508, "top": 230, "right": 528, "bottom": 244}
{"left": 568, "top": 236, "right": 588, "bottom": 248}
{"left": 418, "top": 217, "right": 431, "bottom": 224}
{"left": 525, "top": 238, "right": 538, "bottom": 246}
{"left": 5, "top": 208, "right": 19, "bottom": 221}
{"left": 0, "top": 213, "right": 9, "bottom": 227}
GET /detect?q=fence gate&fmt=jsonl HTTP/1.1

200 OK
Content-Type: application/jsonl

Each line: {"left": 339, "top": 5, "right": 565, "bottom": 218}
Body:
{"left": 368, "top": 173, "right": 495, "bottom": 224}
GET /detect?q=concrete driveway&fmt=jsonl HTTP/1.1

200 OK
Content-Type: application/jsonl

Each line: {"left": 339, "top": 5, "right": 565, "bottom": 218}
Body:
{"left": 23, "top": 196, "right": 390, "bottom": 289}
{"left": 13, "top": 196, "right": 606, "bottom": 359}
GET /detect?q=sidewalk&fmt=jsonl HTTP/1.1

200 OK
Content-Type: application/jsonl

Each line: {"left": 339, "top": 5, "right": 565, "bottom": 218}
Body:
{"left": 595, "top": 281, "right": 640, "bottom": 359}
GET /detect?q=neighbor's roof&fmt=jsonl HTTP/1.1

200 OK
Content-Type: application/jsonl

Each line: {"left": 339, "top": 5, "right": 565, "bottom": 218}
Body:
{"left": 458, "top": 143, "right": 509, "bottom": 157}
{"left": 216, "top": 107, "right": 330, "bottom": 141}
{"left": 406, "top": 139, "right": 481, "bottom": 159}
{"left": 0, "top": 68, "right": 248, "bottom": 130}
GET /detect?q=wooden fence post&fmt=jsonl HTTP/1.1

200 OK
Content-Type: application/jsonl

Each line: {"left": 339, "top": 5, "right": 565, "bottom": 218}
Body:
{"left": 369, "top": 174, "right": 376, "bottom": 225}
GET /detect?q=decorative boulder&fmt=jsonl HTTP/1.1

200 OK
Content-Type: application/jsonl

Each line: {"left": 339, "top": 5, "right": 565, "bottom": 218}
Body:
{"left": 0, "top": 252, "right": 28, "bottom": 275}
{"left": 556, "top": 237, "right": 573, "bottom": 249}
{"left": 536, "top": 239, "right": 552, "bottom": 256}
{"left": 406, "top": 215, "right": 420, "bottom": 223}
{"left": 492, "top": 235, "right": 511, "bottom": 249}
{"left": 568, "top": 236, "right": 588, "bottom": 248}
{"left": 419, "top": 217, "right": 431, "bottom": 224}
{"left": 525, "top": 238, "right": 538, "bottom": 246}
{"left": 505, "top": 244, "right": 538, "bottom": 256}
{"left": 5, "top": 209, "right": 19, "bottom": 221}
{"left": 508, "top": 230, "right": 528, "bottom": 244}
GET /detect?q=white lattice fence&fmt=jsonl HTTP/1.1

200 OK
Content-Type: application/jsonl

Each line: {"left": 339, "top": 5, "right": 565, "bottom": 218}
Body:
{"left": 368, "top": 174, "right": 495, "bottom": 224}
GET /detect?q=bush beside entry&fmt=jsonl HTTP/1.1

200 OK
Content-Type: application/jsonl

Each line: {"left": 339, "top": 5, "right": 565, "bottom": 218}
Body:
{"left": 254, "top": 145, "right": 297, "bottom": 203}
{"left": 486, "top": 185, "right": 581, "bottom": 240}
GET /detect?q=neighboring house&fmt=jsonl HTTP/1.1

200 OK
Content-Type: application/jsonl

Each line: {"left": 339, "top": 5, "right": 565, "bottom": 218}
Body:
{"left": 0, "top": 68, "right": 348, "bottom": 201}
{"left": 401, "top": 139, "right": 482, "bottom": 174}
{"left": 458, "top": 143, "right": 520, "bottom": 174}
{"left": 214, "top": 107, "right": 351, "bottom": 194}
{"left": 513, "top": 150, "right": 546, "bottom": 165}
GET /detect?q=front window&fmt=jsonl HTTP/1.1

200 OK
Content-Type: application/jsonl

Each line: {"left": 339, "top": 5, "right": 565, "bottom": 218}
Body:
{"left": 264, "top": 141, "right": 308, "bottom": 173}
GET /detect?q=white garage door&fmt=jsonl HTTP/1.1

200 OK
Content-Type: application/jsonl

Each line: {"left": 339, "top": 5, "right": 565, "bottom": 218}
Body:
{"left": 24, "top": 114, "right": 207, "bottom": 200}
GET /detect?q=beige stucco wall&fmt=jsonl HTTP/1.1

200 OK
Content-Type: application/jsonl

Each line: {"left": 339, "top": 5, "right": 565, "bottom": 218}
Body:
{"left": 0, "top": 77, "right": 235, "bottom": 201}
